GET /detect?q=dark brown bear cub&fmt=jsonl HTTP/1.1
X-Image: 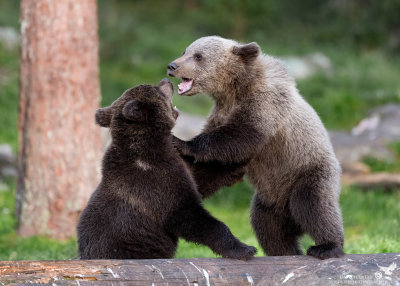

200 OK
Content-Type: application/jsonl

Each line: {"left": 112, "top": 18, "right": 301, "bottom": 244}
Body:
{"left": 76, "top": 79, "right": 257, "bottom": 260}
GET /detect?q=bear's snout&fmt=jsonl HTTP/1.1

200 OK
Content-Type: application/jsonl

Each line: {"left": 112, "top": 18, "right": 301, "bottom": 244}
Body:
{"left": 167, "top": 62, "right": 178, "bottom": 75}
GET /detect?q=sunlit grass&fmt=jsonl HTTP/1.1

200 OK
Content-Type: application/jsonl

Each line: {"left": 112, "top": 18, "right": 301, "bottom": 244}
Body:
{"left": 177, "top": 184, "right": 400, "bottom": 258}
{"left": 363, "top": 141, "right": 400, "bottom": 173}
{"left": 2, "top": 179, "right": 398, "bottom": 260}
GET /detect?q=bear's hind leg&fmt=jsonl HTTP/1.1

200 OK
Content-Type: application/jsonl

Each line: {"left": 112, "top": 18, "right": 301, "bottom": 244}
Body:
{"left": 289, "top": 176, "right": 344, "bottom": 260}
{"left": 250, "top": 193, "right": 303, "bottom": 256}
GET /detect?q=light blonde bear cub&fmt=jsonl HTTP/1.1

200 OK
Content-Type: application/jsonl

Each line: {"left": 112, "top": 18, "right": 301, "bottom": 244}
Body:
{"left": 168, "top": 36, "right": 344, "bottom": 260}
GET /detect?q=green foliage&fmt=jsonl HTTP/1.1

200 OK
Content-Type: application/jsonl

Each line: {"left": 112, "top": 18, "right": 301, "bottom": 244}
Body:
{"left": 103, "top": 0, "right": 400, "bottom": 53}
{"left": 390, "top": 141, "right": 400, "bottom": 156}
{"left": 0, "top": 45, "right": 19, "bottom": 151}
{"left": 94, "top": 1, "right": 400, "bottom": 128}
{"left": 298, "top": 50, "right": 400, "bottom": 129}
{"left": 0, "top": 1, "right": 19, "bottom": 28}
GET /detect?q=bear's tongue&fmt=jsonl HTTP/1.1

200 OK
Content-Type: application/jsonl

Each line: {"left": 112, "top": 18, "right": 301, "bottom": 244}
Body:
{"left": 178, "top": 79, "right": 193, "bottom": 95}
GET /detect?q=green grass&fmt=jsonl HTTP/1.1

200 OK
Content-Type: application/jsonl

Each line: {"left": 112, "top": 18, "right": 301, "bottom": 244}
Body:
{"left": 341, "top": 186, "right": 400, "bottom": 254}
{"left": 297, "top": 50, "right": 400, "bottom": 130}
{"left": 179, "top": 184, "right": 400, "bottom": 258}
{"left": 363, "top": 141, "right": 400, "bottom": 173}
{"left": 1, "top": 180, "right": 399, "bottom": 260}
{"left": 0, "top": 181, "right": 77, "bottom": 260}
{"left": 363, "top": 157, "right": 400, "bottom": 173}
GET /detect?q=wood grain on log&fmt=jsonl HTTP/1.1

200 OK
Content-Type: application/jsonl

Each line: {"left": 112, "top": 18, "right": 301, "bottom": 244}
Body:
{"left": 1, "top": 254, "right": 399, "bottom": 285}
{"left": 17, "top": 0, "right": 102, "bottom": 239}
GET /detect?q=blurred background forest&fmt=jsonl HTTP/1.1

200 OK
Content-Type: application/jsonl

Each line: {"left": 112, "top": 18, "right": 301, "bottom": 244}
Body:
{"left": 0, "top": 0, "right": 399, "bottom": 259}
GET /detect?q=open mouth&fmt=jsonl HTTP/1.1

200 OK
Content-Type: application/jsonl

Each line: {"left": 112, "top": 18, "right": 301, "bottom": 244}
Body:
{"left": 178, "top": 77, "right": 193, "bottom": 95}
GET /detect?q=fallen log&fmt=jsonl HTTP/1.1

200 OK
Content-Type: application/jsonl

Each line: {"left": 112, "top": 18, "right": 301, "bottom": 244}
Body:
{"left": 1, "top": 253, "right": 399, "bottom": 285}
{"left": 342, "top": 172, "right": 400, "bottom": 191}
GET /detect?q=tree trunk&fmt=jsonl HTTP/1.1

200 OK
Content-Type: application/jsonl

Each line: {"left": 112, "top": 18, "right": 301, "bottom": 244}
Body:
{"left": 17, "top": 0, "right": 102, "bottom": 239}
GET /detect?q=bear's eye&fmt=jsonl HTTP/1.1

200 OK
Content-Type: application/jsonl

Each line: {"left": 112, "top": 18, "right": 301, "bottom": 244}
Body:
{"left": 194, "top": 53, "right": 202, "bottom": 61}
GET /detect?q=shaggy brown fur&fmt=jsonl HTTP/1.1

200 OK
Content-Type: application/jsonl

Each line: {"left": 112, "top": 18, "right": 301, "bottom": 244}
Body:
{"left": 182, "top": 155, "right": 248, "bottom": 198}
{"left": 76, "top": 79, "right": 257, "bottom": 260}
{"left": 168, "top": 36, "right": 344, "bottom": 260}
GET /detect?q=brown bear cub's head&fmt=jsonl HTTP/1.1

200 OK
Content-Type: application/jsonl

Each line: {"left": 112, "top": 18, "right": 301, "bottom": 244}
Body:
{"left": 167, "top": 36, "right": 260, "bottom": 97}
{"left": 95, "top": 79, "right": 178, "bottom": 140}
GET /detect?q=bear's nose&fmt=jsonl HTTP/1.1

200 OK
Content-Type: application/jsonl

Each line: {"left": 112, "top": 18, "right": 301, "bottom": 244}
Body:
{"left": 167, "top": 62, "right": 178, "bottom": 71}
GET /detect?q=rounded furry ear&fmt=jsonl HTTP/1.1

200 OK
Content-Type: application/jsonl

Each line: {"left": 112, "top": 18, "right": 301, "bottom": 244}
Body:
{"left": 95, "top": 107, "right": 112, "bottom": 127}
{"left": 122, "top": 100, "right": 146, "bottom": 122}
{"left": 232, "top": 42, "right": 260, "bottom": 62}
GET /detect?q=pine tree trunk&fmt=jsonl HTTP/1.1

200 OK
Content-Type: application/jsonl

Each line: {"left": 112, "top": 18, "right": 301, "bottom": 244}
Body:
{"left": 17, "top": 0, "right": 102, "bottom": 240}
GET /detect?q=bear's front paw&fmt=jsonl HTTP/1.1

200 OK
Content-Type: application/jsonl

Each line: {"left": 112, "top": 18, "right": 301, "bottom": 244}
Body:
{"left": 172, "top": 136, "right": 197, "bottom": 159}
{"left": 307, "top": 243, "right": 344, "bottom": 260}
{"left": 172, "top": 136, "right": 188, "bottom": 153}
{"left": 222, "top": 242, "right": 257, "bottom": 261}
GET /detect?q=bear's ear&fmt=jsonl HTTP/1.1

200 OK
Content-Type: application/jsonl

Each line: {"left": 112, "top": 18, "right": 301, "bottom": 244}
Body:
{"left": 232, "top": 42, "right": 260, "bottom": 62}
{"left": 122, "top": 100, "right": 147, "bottom": 122}
{"left": 95, "top": 107, "right": 112, "bottom": 127}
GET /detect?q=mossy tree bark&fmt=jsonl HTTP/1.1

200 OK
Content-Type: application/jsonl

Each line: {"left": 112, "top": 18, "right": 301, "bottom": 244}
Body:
{"left": 17, "top": 0, "right": 102, "bottom": 239}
